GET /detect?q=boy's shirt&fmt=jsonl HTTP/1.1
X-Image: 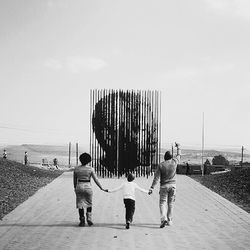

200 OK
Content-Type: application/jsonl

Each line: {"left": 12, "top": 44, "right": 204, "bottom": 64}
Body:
{"left": 109, "top": 182, "right": 148, "bottom": 200}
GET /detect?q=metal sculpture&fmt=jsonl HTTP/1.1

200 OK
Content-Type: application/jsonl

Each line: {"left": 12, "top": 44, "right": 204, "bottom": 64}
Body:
{"left": 90, "top": 89, "right": 161, "bottom": 177}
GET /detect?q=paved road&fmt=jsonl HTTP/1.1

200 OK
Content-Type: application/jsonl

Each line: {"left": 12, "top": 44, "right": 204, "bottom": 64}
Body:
{"left": 0, "top": 172, "right": 250, "bottom": 250}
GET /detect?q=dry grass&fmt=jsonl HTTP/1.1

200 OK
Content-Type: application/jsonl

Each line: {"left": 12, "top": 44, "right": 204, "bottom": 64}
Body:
{"left": 189, "top": 168, "right": 250, "bottom": 213}
{"left": 0, "top": 158, "right": 63, "bottom": 220}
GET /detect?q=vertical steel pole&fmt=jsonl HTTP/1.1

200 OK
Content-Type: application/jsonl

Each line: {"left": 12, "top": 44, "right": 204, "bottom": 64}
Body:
{"left": 97, "top": 89, "right": 100, "bottom": 176}
{"left": 90, "top": 89, "right": 92, "bottom": 163}
{"left": 91, "top": 89, "right": 95, "bottom": 169}
{"left": 76, "top": 142, "right": 78, "bottom": 166}
{"left": 94, "top": 89, "right": 97, "bottom": 173}
{"left": 136, "top": 90, "right": 140, "bottom": 175}
{"left": 201, "top": 112, "right": 205, "bottom": 176}
{"left": 116, "top": 89, "right": 118, "bottom": 176}
{"left": 156, "top": 91, "right": 159, "bottom": 166}
{"left": 159, "top": 90, "right": 162, "bottom": 165}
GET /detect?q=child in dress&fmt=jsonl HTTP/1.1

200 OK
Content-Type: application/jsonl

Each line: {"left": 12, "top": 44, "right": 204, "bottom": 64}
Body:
{"left": 107, "top": 173, "right": 148, "bottom": 229}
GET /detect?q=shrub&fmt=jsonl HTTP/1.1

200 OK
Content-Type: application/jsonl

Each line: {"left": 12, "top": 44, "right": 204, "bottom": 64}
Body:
{"left": 212, "top": 155, "right": 229, "bottom": 166}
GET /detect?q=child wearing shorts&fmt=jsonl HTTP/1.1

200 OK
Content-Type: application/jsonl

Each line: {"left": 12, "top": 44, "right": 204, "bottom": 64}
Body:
{"left": 107, "top": 173, "right": 148, "bottom": 229}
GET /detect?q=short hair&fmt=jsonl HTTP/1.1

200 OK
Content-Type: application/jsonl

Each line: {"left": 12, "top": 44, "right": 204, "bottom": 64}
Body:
{"left": 79, "top": 153, "right": 91, "bottom": 166}
{"left": 164, "top": 151, "right": 172, "bottom": 161}
{"left": 127, "top": 173, "right": 135, "bottom": 182}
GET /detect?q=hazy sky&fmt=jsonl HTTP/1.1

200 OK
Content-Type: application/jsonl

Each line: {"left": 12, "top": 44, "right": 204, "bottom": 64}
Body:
{"left": 0, "top": 0, "right": 250, "bottom": 151}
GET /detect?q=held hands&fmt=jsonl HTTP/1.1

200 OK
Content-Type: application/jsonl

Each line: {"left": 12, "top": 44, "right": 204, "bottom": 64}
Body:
{"left": 148, "top": 188, "right": 153, "bottom": 195}
{"left": 101, "top": 187, "right": 108, "bottom": 192}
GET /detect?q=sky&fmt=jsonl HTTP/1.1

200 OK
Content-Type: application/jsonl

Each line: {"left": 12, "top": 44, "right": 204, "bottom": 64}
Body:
{"left": 0, "top": 0, "right": 250, "bottom": 152}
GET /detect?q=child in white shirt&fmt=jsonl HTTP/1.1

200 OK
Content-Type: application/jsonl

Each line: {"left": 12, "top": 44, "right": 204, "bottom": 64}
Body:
{"left": 107, "top": 173, "right": 148, "bottom": 229}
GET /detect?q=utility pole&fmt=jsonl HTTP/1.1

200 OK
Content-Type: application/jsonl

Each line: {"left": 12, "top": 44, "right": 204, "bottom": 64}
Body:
{"left": 201, "top": 112, "right": 205, "bottom": 176}
{"left": 68, "top": 142, "right": 71, "bottom": 167}
{"left": 241, "top": 146, "right": 244, "bottom": 166}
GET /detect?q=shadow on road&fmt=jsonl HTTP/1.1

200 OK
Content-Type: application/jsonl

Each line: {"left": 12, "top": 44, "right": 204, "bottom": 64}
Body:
{"left": 0, "top": 222, "right": 158, "bottom": 230}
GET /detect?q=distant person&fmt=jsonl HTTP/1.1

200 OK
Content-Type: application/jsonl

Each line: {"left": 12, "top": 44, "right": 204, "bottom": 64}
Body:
{"left": 204, "top": 159, "right": 211, "bottom": 175}
{"left": 148, "top": 142, "right": 181, "bottom": 228}
{"left": 53, "top": 158, "right": 58, "bottom": 169}
{"left": 107, "top": 173, "right": 148, "bottom": 229}
{"left": 3, "top": 149, "right": 7, "bottom": 159}
{"left": 73, "top": 153, "right": 107, "bottom": 227}
{"left": 24, "top": 152, "right": 28, "bottom": 165}
{"left": 186, "top": 162, "right": 190, "bottom": 175}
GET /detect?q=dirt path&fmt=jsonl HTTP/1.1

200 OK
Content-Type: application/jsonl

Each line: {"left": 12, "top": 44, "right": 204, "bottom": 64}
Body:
{"left": 0, "top": 172, "right": 250, "bottom": 250}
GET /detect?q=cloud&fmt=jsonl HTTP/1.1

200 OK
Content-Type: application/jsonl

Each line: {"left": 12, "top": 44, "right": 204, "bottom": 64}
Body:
{"left": 211, "top": 62, "right": 234, "bottom": 72}
{"left": 44, "top": 58, "right": 63, "bottom": 70}
{"left": 159, "top": 60, "right": 235, "bottom": 83}
{"left": 203, "top": 0, "right": 250, "bottom": 20}
{"left": 66, "top": 56, "right": 108, "bottom": 73}
{"left": 44, "top": 56, "right": 108, "bottom": 73}
{"left": 47, "top": 0, "right": 68, "bottom": 9}
{"left": 160, "top": 68, "right": 201, "bottom": 81}
{"left": 112, "top": 48, "right": 123, "bottom": 57}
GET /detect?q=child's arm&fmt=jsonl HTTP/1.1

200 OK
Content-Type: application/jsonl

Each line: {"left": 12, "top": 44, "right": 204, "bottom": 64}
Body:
{"left": 135, "top": 183, "right": 148, "bottom": 193}
{"left": 108, "top": 183, "right": 124, "bottom": 193}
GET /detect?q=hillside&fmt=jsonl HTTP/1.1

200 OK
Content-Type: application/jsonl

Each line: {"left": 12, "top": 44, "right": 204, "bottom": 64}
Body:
{"left": 161, "top": 148, "right": 250, "bottom": 164}
{"left": 2, "top": 144, "right": 250, "bottom": 166}
{"left": 0, "top": 144, "right": 87, "bottom": 167}
{"left": 0, "top": 158, "right": 63, "bottom": 220}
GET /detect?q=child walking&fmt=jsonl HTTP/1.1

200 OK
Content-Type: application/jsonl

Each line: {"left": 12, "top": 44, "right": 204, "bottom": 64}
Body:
{"left": 107, "top": 173, "right": 148, "bottom": 229}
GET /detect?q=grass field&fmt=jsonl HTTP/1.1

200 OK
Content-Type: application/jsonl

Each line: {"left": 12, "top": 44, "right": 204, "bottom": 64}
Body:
{"left": 190, "top": 167, "right": 250, "bottom": 213}
{"left": 0, "top": 158, "right": 63, "bottom": 220}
